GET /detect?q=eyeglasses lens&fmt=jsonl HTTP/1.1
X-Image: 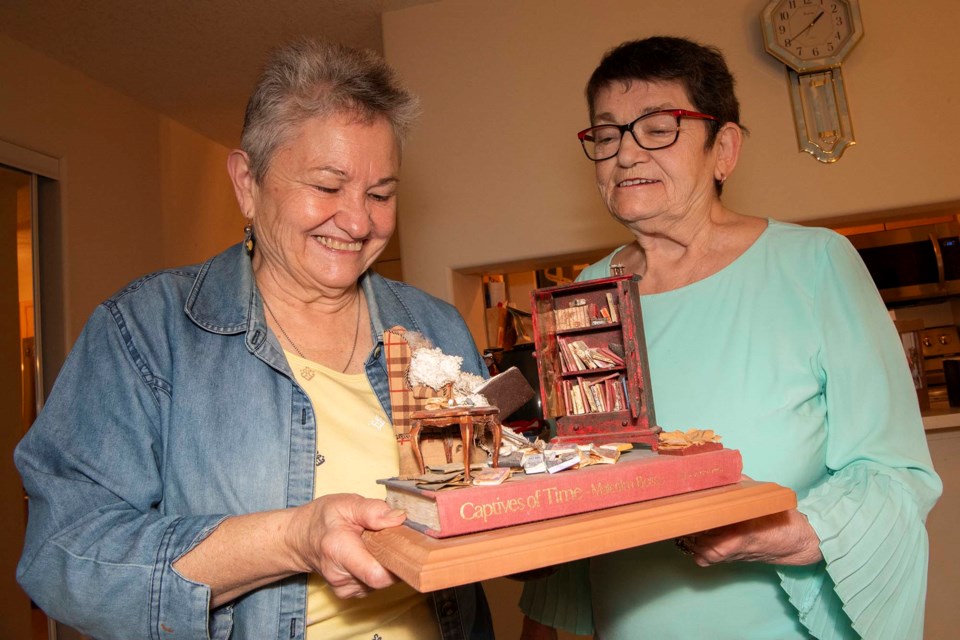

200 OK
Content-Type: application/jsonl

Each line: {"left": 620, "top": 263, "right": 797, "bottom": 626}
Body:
{"left": 582, "top": 112, "right": 681, "bottom": 160}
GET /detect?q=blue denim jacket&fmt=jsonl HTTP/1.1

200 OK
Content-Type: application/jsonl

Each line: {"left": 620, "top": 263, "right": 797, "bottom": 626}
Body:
{"left": 16, "top": 243, "right": 494, "bottom": 640}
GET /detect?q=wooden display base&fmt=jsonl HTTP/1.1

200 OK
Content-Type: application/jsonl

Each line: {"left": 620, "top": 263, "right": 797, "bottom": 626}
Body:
{"left": 363, "top": 479, "right": 796, "bottom": 592}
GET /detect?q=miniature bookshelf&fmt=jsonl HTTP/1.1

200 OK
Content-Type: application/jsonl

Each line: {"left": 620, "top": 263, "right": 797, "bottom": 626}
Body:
{"left": 531, "top": 275, "right": 659, "bottom": 447}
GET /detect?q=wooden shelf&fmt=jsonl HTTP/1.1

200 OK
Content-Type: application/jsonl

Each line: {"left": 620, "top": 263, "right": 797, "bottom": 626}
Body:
{"left": 363, "top": 480, "right": 796, "bottom": 592}
{"left": 556, "top": 321, "right": 621, "bottom": 336}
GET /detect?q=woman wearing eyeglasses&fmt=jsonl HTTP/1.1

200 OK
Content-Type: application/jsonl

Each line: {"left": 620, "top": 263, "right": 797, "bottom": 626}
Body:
{"left": 519, "top": 37, "right": 940, "bottom": 640}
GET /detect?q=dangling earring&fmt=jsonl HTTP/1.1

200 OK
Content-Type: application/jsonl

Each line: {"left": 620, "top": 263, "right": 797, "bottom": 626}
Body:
{"left": 243, "top": 223, "right": 255, "bottom": 254}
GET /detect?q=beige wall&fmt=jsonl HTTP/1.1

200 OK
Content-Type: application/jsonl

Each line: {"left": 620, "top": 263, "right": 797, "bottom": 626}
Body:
{"left": 0, "top": 35, "right": 240, "bottom": 352}
{"left": 383, "top": 0, "right": 960, "bottom": 341}
{"left": 157, "top": 117, "right": 242, "bottom": 270}
{"left": 0, "top": 34, "right": 240, "bottom": 637}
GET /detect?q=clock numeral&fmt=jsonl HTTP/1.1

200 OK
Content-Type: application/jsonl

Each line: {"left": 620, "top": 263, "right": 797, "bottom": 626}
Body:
{"left": 827, "top": 41, "right": 835, "bottom": 51}
{"left": 795, "top": 45, "right": 803, "bottom": 56}
{"left": 835, "top": 15, "right": 844, "bottom": 26}
{"left": 784, "top": 37, "right": 792, "bottom": 48}
{"left": 830, "top": 2, "right": 839, "bottom": 13}
{"left": 811, "top": 46, "right": 820, "bottom": 57}
{"left": 778, "top": 24, "right": 787, "bottom": 34}
{"left": 788, "top": 0, "right": 797, "bottom": 9}
{"left": 779, "top": 10, "right": 790, "bottom": 20}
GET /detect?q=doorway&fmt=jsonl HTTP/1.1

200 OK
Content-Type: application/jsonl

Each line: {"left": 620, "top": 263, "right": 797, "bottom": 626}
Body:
{"left": 0, "top": 140, "right": 72, "bottom": 639}
{"left": 0, "top": 162, "right": 43, "bottom": 639}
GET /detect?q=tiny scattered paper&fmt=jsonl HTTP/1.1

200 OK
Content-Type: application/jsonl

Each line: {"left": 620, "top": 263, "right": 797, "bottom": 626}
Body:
{"left": 471, "top": 467, "right": 512, "bottom": 486}
{"left": 658, "top": 428, "right": 722, "bottom": 450}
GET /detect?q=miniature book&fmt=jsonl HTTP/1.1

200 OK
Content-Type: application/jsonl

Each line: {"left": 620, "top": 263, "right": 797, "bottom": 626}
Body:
{"left": 474, "top": 367, "right": 536, "bottom": 419}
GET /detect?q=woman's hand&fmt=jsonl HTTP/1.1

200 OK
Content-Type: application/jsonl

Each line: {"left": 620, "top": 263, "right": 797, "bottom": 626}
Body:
{"left": 520, "top": 615, "right": 558, "bottom": 640}
{"left": 676, "top": 508, "right": 822, "bottom": 568}
{"left": 174, "top": 494, "right": 406, "bottom": 606}
{"left": 286, "top": 494, "right": 408, "bottom": 598}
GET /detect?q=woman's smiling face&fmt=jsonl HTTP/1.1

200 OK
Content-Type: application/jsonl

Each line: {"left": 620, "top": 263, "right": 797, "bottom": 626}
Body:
{"left": 592, "top": 80, "right": 720, "bottom": 227}
{"left": 249, "top": 112, "right": 400, "bottom": 296}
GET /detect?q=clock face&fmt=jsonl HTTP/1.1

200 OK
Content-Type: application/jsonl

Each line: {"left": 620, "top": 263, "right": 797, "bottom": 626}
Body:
{"left": 762, "top": 0, "right": 863, "bottom": 72}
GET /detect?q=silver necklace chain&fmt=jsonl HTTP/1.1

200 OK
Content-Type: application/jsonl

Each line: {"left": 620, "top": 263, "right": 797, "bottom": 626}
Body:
{"left": 261, "top": 293, "right": 361, "bottom": 374}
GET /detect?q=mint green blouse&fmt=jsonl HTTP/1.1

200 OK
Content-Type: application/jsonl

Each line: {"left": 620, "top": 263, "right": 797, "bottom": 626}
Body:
{"left": 520, "top": 220, "right": 941, "bottom": 639}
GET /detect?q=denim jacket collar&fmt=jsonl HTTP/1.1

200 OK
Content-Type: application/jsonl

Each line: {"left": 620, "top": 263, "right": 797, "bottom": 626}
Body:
{"left": 183, "top": 243, "right": 403, "bottom": 354}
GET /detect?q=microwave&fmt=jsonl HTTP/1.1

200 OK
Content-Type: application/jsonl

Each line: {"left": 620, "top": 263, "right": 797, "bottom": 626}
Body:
{"left": 848, "top": 220, "right": 960, "bottom": 304}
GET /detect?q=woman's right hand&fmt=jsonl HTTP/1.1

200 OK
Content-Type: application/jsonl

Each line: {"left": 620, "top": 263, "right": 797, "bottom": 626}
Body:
{"left": 174, "top": 493, "right": 407, "bottom": 606}
{"left": 286, "top": 493, "right": 408, "bottom": 599}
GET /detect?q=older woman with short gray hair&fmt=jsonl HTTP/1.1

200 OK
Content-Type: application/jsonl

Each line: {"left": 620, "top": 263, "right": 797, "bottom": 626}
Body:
{"left": 16, "top": 39, "right": 493, "bottom": 640}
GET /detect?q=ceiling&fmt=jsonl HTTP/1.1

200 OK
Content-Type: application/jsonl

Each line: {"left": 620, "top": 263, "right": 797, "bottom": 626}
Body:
{"left": 0, "top": 0, "right": 431, "bottom": 149}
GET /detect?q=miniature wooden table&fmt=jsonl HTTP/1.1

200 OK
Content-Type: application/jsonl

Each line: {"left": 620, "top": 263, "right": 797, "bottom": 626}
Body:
{"left": 409, "top": 406, "right": 502, "bottom": 481}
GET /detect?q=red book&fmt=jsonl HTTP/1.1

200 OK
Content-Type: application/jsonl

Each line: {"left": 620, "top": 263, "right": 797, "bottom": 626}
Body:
{"left": 378, "top": 448, "right": 743, "bottom": 538}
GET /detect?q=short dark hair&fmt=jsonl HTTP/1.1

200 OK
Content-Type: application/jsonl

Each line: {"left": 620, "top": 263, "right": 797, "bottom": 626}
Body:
{"left": 586, "top": 36, "right": 742, "bottom": 148}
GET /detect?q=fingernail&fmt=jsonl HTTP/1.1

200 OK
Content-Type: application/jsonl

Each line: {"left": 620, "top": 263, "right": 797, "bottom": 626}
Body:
{"left": 388, "top": 509, "right": 406, "bottom": 518}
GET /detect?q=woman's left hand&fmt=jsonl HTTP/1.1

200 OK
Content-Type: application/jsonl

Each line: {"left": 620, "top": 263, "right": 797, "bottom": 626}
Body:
{"left": 676, "top": 509, "right": 823, "bottom": 567}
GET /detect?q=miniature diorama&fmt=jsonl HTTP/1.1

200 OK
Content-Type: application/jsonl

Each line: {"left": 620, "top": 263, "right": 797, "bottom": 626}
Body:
{"left": 367, "top": 282, "right": 796, "bottom": 591}
{"left": 377, "top": 277, "right": 744, "bottom": 538}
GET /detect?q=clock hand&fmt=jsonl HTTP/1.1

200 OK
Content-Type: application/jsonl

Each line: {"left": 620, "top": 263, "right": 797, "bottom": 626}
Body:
{"left": 789, "top": 11, "right": 825, "bottom": 41}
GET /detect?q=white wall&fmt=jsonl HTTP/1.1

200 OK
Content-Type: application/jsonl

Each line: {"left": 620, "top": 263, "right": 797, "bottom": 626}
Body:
{"left": 383, "top": 0, "right": 960, "bottom": 335}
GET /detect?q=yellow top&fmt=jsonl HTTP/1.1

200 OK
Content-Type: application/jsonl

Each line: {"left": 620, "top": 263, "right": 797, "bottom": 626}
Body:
{"left": 285, "top": 351, "right": 440, "bottom": 640}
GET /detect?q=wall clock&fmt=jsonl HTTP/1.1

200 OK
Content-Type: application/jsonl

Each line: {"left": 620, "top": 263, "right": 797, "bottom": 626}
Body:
{"left": 760, "top": 0, "right": 864, "bottom": 163}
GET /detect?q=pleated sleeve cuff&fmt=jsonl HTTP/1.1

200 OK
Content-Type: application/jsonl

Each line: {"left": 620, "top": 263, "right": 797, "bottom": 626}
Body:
{"left": 778, "top": 466, "right": 930, "bottom": 640}
{"left": 518, "top": 560, "right": 595, "bottom": 635}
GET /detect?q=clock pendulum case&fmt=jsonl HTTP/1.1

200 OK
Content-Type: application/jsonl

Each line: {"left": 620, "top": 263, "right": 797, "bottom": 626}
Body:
{"left": 760, "top": 0, "right": 864, "bottom": 163}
